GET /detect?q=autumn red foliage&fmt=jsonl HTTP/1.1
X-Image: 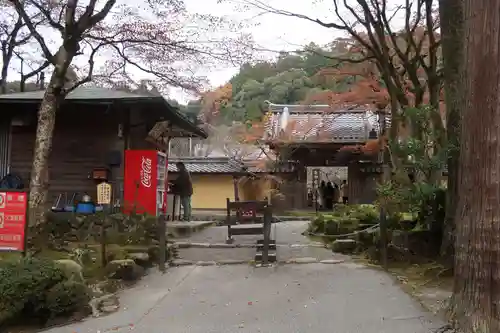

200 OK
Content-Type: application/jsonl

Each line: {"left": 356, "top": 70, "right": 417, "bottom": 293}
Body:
{"left": 203, "top": 26, "right": 445, "bottom": 159}
{"left": 199, "top": 83, "right": 233, "bottom": 123}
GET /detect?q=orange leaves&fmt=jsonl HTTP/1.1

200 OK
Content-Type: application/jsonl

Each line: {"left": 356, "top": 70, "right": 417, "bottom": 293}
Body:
{"left": 229, "top": 119, "right": 265, "bottom": 144}
{"left": 307, "top": 72, "right": 390, "bottom": 110}
{"left": 339, "top": 135, "right": 387, "bottom": 156}
{"left": 199, "top": 83, "right": 233, "bottom": 123}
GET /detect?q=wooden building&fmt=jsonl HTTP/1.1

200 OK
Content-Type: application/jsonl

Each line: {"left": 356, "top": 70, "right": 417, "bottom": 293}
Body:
{"left": 262, "top": 102, "right": 384, "bottom": 208}
{"left": 0, "top": 87, "right": 206, "bottom": 207}
{"left": 167, "top": 149, "right": 290, "bottom": 210}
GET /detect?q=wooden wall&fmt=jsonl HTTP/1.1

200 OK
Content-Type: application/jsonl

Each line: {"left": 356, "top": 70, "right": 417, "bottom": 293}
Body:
{"left": 347, "top": 164, "right": 378, "bottom": 204}
{"left": 10, "top": 107, "right": 122, "bottom": 206}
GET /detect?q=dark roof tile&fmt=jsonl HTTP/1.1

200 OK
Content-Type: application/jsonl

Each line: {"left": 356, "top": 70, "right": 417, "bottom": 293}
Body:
{"left": 264, "top": 103, "right": 391, "bottom": 143}
{"left": 0, "top": 86, "right": 152, "bottom": 101}
{"left": 168, "top": 157, "right": 244, "bottom": 173}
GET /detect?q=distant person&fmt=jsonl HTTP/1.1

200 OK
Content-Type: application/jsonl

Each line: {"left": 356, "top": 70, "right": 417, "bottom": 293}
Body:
{"left": 333, "top": 183, "right": 340, "bottom": 204}
{"left": 318, "top": 181, "right": 326, "bottom": 209}
{"left": 341, "top": 180, "right": 349, "bottom": 204}
{"left": 174, "top": 162, "right": 193, "bottom": 221}
{"left": 325, "top": 182, "right": 334, "bottom": 210}
{"left": 307, "top": 188, "right": 313, "bottom": 207}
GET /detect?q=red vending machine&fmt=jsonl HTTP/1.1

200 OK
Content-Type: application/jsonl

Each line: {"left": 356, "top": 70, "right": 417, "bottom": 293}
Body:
{"left": 123, "top": 150, "right": 161, "bottom": 216}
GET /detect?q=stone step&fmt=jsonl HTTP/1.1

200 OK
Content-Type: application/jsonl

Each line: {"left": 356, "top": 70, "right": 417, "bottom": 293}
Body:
{"left": 230, "top": 225, "right": 264, "bottom": 236}
{"left": 256, "top": 239, "right": 276, "bottom": 245}
{"left": 167, "top": 221, "right": 216, "bottom": 237}
{"left": 256, "top": 239, "right": 276, "bottom": 251}
{"left": 254, "top": 252, "right": 277, "bottom": 263}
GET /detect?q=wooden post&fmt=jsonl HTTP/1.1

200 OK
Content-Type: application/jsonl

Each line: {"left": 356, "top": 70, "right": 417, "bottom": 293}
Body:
{"left": 158, "top": 136, "right": 171, "bottom": 273}
{"left": 261, "top": 204, "right": 272, "bottom": 266}
{"left": 226, "top": 198, "right": 233, "bottom": 244}
{"left": 97, "top": 184, "right": 113, "bottom": 267}
{"left": 312, "top": 168, "right": 320, "bottom": 212}
{"left": 233, "top": 175, "right": 240, "bottom": 201}
{"left": 100, "top": 222, "right": 107, "bottom": 267}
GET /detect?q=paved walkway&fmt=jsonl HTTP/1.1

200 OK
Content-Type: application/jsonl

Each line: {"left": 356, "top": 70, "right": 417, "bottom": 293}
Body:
{"left": 41, "top": 221, "right": 446, "bottom": 333}
{"left": 43, "top": 264, "right": 445, "bottom": 333}
{"left": 174, "top": 220, "right": 346, "bottom": 262}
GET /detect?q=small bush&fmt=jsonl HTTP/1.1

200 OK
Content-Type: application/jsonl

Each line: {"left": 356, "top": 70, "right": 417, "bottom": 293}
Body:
{"left": 44, "top": 281, "right": 91, "bottom": 318}
{"left": 0, "top": 257, "right": 91, "bottom": 327}
{"left": 0, "top": 258, "right": 65, "bottom": 324}
{"left": 308, "top": 204, "right": 380, "bottom": 236}
{"left": 347, "top": 204, "right": 379, "bottom": 224}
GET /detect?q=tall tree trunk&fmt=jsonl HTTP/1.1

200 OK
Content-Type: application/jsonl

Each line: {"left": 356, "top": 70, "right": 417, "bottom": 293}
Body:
{"left": 450, "top": 0, "right": 500, "bottom": 331}
{"left": 28, "top": 72, "right": 64, "bottom": 229}
{"left": 28, "top": 45, "right": 76, "bottom": 234}
{"left": 0, "top": 64, "right": 8, "bottom": 94}
{"left": 438, "top": 0, "right": 464, "bottom": 262}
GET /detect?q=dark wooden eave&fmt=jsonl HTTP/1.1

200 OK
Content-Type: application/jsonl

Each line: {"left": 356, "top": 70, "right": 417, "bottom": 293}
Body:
{"left": 0, "top": 86, "right": 207, "bottom": 140}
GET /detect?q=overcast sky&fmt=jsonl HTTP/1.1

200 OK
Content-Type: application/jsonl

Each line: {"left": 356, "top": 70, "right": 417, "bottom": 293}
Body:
{"left": 172, "top": 0, "right": 345, "bottom": 102}
{"left": 4, "top": 0, "right": 368, "bottom": 103}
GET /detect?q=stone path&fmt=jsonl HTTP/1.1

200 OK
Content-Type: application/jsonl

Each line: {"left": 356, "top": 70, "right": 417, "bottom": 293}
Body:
{"left": 40, "top": 220, "right": 446, "bottom": 333}
{"left": 173, "top": 220, "right": 348, "bottom": 263}
{"left": 42, "top": 264, "right": 445, "bottom": 333}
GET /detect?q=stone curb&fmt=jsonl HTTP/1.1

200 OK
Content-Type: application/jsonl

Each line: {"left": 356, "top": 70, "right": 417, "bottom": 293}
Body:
{"left": 190, "top": 215, "right": 311, "bottom": 222}
{"left": 174, "top": 242, "right": 326, "bottom": 249}
{"left": 170, "top": 258, "right": 346, "bottom": 266}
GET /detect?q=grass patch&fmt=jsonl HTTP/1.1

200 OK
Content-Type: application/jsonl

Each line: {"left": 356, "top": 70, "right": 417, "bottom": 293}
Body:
{"left": 353, "top": 256, "right": 452, "bottom": 289}
{"left": 0, "top": 249, "right": 69, "bottom": 262}
{"left": 282, "top": 210, "right": 318, "bottom": 217}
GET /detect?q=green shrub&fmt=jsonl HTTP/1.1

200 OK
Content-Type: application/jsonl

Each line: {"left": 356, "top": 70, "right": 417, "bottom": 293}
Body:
{"left": 348, "top": 204, "right": 379, "bottom": 224}
{"left": 44, "top": 281, "right": 90, "bottom": 318}
{"left": 0, "top": 258, "right": 65, "bottom": 324}
{"left": 0, "top": 257, "right": 91, "bottom": 326}
{"left": 308, "top": 204, "right": 380, "bottom": 236}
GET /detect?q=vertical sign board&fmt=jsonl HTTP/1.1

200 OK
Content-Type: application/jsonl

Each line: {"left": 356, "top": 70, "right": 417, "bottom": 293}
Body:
{"left": 0, "top": 191, "right": 28, "bottom": 252}
{"left": 97, "top": 182, "right": 112, "bottom": 205}
{"left": 123, "top": 150, "right": 158, "bottom": 216}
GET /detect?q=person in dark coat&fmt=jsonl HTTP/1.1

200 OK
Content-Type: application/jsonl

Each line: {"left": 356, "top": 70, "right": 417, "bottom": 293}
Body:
{"left": 174, "top": 162, "right": 193, "bottom": 221}
{"left": 325, "top": 182, "right": 334, "bottom": 210}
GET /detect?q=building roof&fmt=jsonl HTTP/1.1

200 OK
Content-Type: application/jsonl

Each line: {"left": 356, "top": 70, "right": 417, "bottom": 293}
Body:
{"left": 263, "top": 103, "right": 386, "bottom": 143}
{"left": 0, "top": 86, "right": 151, "bottom": 102}
{"left": 168, "top": 157, "right": 245, "bottom": 174}
{"left": 0, "top": 86, "right": 207, "bottom": 138}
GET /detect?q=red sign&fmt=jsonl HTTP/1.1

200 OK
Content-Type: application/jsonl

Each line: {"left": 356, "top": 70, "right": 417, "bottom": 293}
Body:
{"left": 0, "top": 191, "right": 28, "bottom": 252}
{"left": 124, "top": 150, "right": 158, "bottom": 216}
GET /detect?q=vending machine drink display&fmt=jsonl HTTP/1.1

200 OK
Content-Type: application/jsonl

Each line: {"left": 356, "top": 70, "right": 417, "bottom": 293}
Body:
{"left": 124, "top": 150, "right": 161, "bottom": 216}
{"left": 124, "top": 149, "right": 181, "bottom": 218}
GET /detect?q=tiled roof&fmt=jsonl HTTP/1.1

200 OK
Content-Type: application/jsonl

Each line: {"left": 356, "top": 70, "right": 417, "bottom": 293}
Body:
{"left": 0, "top": 86, "right": 151, "bottom": 101}
{"left": 0, "top": 86, "right": 207, "bottom": 138}
{"left": 168, "top": 157, "right": 245, "bottom": 174}
{"left": 264, "top": 103, "right": 389, "bottom": 143}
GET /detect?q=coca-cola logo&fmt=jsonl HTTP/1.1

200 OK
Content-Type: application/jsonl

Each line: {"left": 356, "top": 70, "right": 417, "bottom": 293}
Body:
{"left": 140, "top": 156, "right": 152, "bottom": 188}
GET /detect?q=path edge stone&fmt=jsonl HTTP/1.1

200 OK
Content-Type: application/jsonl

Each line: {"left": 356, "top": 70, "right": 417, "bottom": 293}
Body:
{"left": 170, "top": 258, "right": 346, "bottom": 267}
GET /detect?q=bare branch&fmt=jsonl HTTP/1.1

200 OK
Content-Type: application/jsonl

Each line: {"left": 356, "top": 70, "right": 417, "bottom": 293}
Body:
{"left": 65, "top": 39, "right": 114, "bottom": 94}
{"left": 27, "top": 0, "right": 64, "bottom": 32}
{"left": 9, "top": 0, "right": 55, "bottom": 63}
{"left": 22, "top": 60, "right": 49, "bottom": 80}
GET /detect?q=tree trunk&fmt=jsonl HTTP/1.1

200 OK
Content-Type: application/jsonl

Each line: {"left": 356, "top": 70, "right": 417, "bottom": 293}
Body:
{"left": 28, "top": 72, "right": 65, "bottom": 228}
{"left": 0, "top": 54, "right": 10, "bottom": 94}
{"left": 438, "top": 0, "right": 464, "bottom": 261}
{"left": 450, "top": 0, "right": 500, "bottom": 331}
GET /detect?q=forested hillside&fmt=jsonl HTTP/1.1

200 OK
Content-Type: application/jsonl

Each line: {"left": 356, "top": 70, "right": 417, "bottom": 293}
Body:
{"left": 193, "top": 40, "right": 363, "bottom": 125}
